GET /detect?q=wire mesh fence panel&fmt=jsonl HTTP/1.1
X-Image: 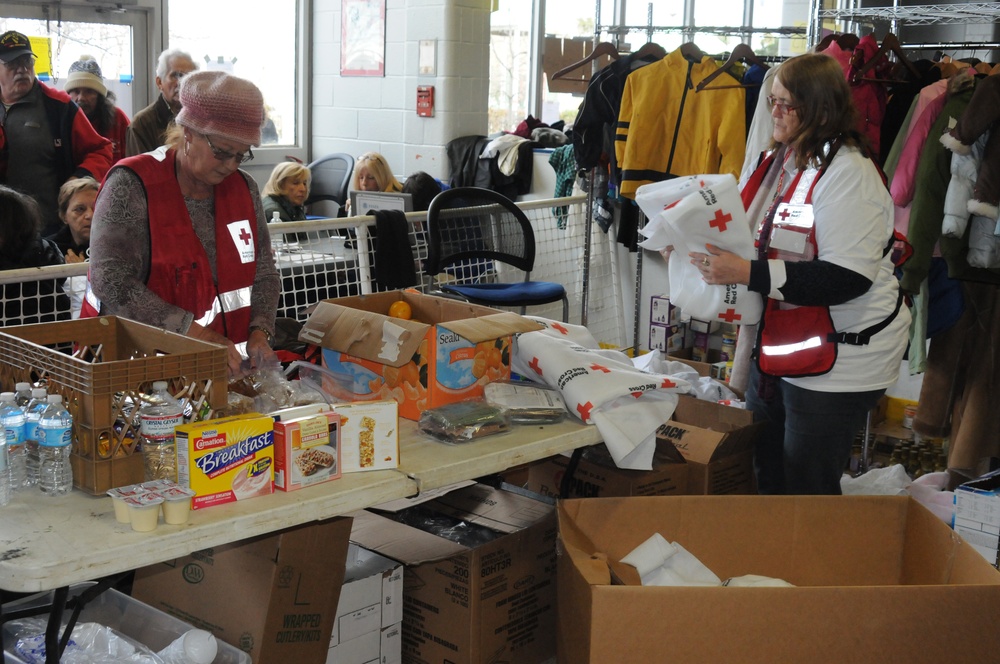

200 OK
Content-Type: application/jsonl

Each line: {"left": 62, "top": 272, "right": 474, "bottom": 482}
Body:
{"left": 0, "top": 196, "right": 627, "bottom": 347}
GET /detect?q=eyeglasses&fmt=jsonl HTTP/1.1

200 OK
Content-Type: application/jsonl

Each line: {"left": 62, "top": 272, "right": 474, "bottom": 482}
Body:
{"left": 766, "top": 95, "right": 800, "bottom": 115}
{"left": 2, "top": 54, "right": 35, "bottom": 71}
{"left": 202, "top": 133, "right": 254, "bottom": 165}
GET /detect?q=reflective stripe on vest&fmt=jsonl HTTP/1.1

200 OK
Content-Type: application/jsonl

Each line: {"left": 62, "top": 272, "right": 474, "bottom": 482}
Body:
{"left": 193, "top": 286, "right": 253, "bottom": 329}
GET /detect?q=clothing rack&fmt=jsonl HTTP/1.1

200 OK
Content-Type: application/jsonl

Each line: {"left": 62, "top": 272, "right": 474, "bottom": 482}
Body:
{"left": 809, "top": 1, "right": 1000, "bottom": 48}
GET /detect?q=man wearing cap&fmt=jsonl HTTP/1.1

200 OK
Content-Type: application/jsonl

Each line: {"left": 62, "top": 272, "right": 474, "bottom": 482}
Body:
{"left": 0, "top": 30, "right": 113, "bottom": 236}
{"left": 65, "top": 56, "right": 130, "bottom": 165}
{"left": 86, "top": 70, "right": 279, "bottom": 379}
{"left": 125, "top": 48, "right": 197, "bottom": 157}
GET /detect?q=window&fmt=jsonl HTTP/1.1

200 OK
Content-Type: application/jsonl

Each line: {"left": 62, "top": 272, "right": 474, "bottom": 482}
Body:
{"left": 493, "top": 0, "right": 809, "bottom": 131}
{"left": 0, "top": 16, "right": 135, "bottom": 116}
{"left": 168, "top": 0, "right": 301, "bottom": 148}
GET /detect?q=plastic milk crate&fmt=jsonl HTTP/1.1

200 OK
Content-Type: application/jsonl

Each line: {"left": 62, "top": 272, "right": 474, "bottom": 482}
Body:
{"left": 0, "top": 317, "right": 228, "bottom": 495}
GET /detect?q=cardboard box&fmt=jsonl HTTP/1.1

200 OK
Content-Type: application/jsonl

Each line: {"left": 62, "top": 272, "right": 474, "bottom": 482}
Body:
{"left": 327, "top": 543, "right": 403, "bottom": 664}
{"left": 273, "top": 410, "right": 342, "bottom": 491}
{"left": 557, "top": 495, "right": 1000, "bottom": 663}
{"left": 298, "top": 291, "right": 542, "bottom": 420}
{"left": 331, "top": 400, "right": 399, "bottom": 472}
{"left": 955, "top": 469, "right": 1000, "bottom": 568}
{"left": 656, "top": 395, "right": 761, "bottom": 495}
{"left": 175, "top": 413, "right": 274, "bottom": 510}
{"left": 514, "top": 444, "right": 689, "bottom": 499}
{"left": 133, "top": 516, "right": 353, "bottom": 663}
{"left": 350, "top": 483, "right": 557, "bottom": 664}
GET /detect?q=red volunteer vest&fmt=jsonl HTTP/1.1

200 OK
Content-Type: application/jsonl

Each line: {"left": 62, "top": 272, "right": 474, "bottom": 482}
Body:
{"left": 80, "top": 149, "right": 258, "bottom": 343}
{"left": 742, "top": 151, "right": 837, "bottom": 377}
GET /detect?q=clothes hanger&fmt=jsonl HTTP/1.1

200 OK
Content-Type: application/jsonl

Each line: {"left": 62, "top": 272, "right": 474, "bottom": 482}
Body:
{"left": 695, "top": 43, "right": 769, "bottom": 92}
{"left": 551, "top": 41, "right": 620, "bottom": 80}
{"left": 679, "top": 42, "right": 705, "bottom": 62}
{"left": 815, "top": 32, "right": 859, "bottom": 53}
{"left": 850, "top": 33, "right": 921, "bottom": 83}
{"left": 632, "top": 41, "right": 666, "bottom": 60}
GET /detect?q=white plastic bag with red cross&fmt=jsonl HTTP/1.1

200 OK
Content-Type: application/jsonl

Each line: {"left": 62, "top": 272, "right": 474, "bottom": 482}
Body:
{"left": 636, "top": 175, "right": 762, "bottom": 327}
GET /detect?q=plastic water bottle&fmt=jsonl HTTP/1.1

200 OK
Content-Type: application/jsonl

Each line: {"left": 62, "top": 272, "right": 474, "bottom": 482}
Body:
{"left": 140, "top": 381, "right": 184, "bottom": 482}
{"left": 37, "top": 395, "right": 73, "bottom": 496}
{"left": 0, "top": 392, "right": 26, "bottom": 493}
{"left": 0, "top": 417, "right": 9, "bottom": 507}
{"left": 156, "top": 629, "right": 218, "bottom": 664}
{"left": 23, "top": 387, "right": 47, "bottom": 489}
{"left": 14, "top": 382, "right": 32, "bottom": 408}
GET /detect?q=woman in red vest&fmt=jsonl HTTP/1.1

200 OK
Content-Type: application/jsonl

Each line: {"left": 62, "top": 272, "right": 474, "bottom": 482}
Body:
{"left": 86, "top": 70, "right": 280, "bottom": 378}
{"left": 688, "top": 53, "right": 909, "bottom": 495}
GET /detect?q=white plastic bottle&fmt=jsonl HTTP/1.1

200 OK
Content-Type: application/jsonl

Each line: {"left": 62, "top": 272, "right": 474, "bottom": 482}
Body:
{"left": 140, "top": 381, "right": 184, "bottom": 482}
{"left": 271, "top": 210, "right": 281, "bottom": 224}
{"left": 156, "top": 629, "right": 218, "bottom": 664}
{"left": 23, "top": 387, "right": 47, "bottom": 488}
{"left": 37, "top": 395, "right": 74, "bottom": 496}
{"left": 0, "top": 392, "right": 26, "bottom": 492}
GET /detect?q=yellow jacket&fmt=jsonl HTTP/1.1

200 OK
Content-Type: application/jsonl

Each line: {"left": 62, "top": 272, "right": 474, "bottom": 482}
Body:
{"left": 616, "top": 49, "right": 746, "bottom": 199}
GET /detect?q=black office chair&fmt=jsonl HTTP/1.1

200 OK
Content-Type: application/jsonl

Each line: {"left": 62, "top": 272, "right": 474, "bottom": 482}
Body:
{"left": 424, "top": 187, "right": 569, "bottom": 322}
{"left": 305, "top": 153, "right": 354, "bottom": 218}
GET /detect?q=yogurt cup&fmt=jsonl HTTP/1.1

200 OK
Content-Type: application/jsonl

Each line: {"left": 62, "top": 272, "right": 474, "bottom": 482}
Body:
{"left": 124, "top": 493, "right": 164, "bottom": 532}
{"left": 105, "top": 488, "right": 133, "bottom": 524}
{"left": 107, "top": 483, "right": 153, "bottom": 524}
{"left": 160, "top": 486, "right": 196, "bottom": 525}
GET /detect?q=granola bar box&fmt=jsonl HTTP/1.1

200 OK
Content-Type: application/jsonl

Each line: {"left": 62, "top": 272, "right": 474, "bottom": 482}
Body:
{"left": 331, "top": 400, "right": 398, "bottom": 473}
{"left": 273, "top": 410, "right": 342, "bottom": 491}
{"left": 175, "top": 412, "right": 274, "bottom": 510}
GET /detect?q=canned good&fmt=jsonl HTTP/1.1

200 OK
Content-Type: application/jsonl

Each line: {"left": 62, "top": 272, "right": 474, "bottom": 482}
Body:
{"left": 902, "top": 404, "right": 917, "bottom": 429}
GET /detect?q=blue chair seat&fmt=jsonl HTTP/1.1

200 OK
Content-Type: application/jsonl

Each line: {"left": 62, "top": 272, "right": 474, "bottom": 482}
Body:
{"left": 442, "top": 281, "right": 566, "bottom": 306}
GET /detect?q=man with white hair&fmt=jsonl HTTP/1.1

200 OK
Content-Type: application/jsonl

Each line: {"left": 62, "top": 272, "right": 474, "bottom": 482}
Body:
{"left": 125, "top": 48, "right": 197, "bottom": 156}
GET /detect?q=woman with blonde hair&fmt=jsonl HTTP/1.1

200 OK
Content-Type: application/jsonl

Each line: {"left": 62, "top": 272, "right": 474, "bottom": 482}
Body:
{"left": 351, "top": 152, "right": 402, "bottom": 193}
{"left": 262, "top": 161, "right": 311, "bottom": 222}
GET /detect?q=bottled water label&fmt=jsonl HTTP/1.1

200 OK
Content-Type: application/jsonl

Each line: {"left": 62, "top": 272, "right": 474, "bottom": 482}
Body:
{"left": 38, "top": 424, "right": 72, "bottom": 447}
{"left": 25, "top": 418, "right": 41, "bottom": 442}
{"left": 141, "top": 413, "right": 184, "bottom": 441}
{"left": 4, "top": 422, "right": 24, "bottom": 446}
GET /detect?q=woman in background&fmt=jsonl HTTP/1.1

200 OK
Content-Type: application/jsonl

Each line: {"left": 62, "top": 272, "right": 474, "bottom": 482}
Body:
{"left": 262, "top": 161, "right": 311, "bottom": 222}
{"left": 0, "top": 185, "right": 71, "bottom": 325}
{"left": 49, "top": 176, "right": 98, "bottom": 263}
{"left": 351, "top": 152, "right": 403, "bottom": 193}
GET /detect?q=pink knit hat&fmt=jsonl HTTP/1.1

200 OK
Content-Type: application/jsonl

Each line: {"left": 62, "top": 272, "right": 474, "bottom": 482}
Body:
{"left": 176, "top": 70, "right": 265, "bottom": 147}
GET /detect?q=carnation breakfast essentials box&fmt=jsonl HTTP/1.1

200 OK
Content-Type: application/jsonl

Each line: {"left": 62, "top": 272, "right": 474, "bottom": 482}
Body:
{"left": 175, "top": 412, "right": 275, "bottom": 510}
{"left": 274, "top": 411, "right": 342, "bottom": 491}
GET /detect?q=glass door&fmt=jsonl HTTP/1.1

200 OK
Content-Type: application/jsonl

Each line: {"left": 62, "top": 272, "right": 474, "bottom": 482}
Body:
{"left": 0, "top": 2, "right": 150, "bottom": 118}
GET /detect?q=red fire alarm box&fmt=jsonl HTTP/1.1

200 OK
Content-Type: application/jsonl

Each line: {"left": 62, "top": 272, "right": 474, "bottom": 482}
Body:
{"left": 417, "top": 85, "right": 434, "bottom": 117}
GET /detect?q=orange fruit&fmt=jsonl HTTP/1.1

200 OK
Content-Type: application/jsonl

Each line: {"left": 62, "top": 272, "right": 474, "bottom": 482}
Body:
{"left": 388, "top": 300, "right": 412, "bottom": 320}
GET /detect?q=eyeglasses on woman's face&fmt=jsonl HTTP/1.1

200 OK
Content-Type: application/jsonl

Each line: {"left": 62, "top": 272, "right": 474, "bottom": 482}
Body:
{"left": 202, "top": 133, "right": 254, "bottom": 164}
{"left": 766, "top": 95, "right": 800, "bottom": 115}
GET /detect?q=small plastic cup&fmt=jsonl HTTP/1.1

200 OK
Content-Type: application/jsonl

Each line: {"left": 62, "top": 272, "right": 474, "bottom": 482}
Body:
{"left": 160, "top": 485, "right": 196, "bottom": 525}
{"left": 105, "top": 488, "right": 133, "bottom": 524}
{"left": 124, "top": 493, "right": 164, "bottom": 532}
{"left": 107, "top": 483, "right": 150, "bottom": 524}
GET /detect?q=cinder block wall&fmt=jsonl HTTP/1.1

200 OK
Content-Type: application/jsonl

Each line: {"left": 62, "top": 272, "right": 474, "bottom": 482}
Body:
{"left": 312, "top": 0, "right": 491, "bottom": 181}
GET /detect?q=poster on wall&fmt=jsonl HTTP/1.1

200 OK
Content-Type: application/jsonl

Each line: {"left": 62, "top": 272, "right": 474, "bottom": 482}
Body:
{"left": 341, "top": 0, "right": 385, "bottom": 77}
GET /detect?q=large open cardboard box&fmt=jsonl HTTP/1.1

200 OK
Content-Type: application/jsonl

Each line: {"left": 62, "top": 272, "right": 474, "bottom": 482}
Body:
{"left": 133, "top": 516, "right": 353, "bottom": 663}
{"left": 299, "top": 291, "right": 542, "bottom": 420}
{"left": 557, "top": 495, "right": 1000, "bottom": 663}
{"left": 350, "top": 483, "right": 557, "bottom": 664}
